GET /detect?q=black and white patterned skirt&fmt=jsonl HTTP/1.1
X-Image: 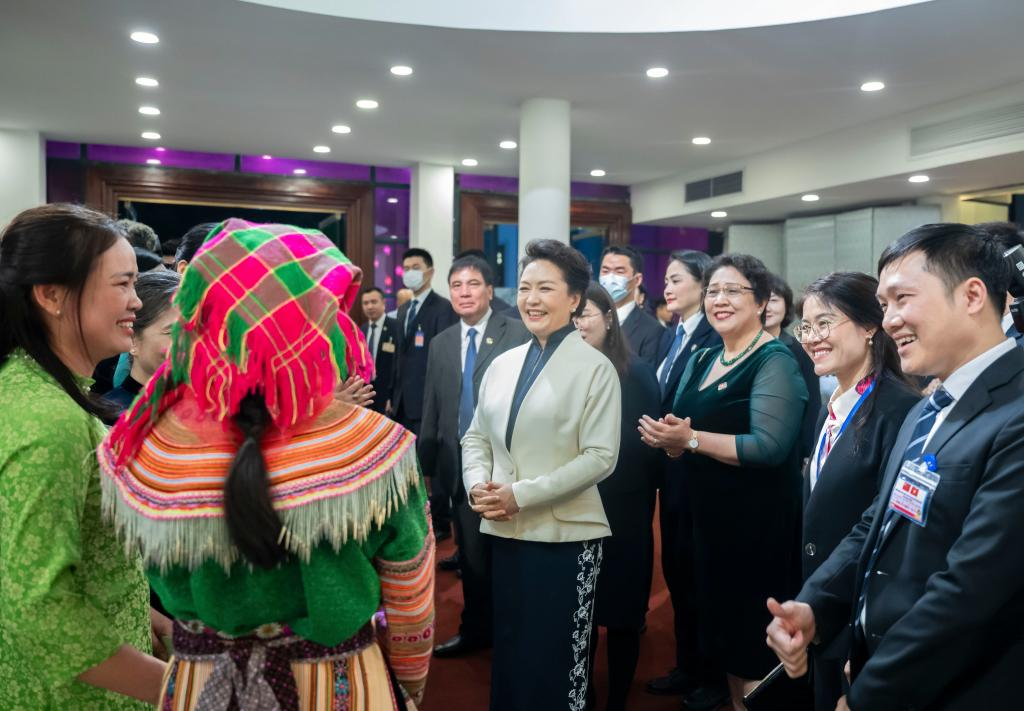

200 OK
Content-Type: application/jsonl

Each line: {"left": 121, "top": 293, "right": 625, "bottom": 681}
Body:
{"left": 489, "top": 536, "right": 603, "bottom": 711}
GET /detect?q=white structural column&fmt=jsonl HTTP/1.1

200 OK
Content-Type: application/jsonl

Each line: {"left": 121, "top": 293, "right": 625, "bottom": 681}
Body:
{"left": 0, "top": 129, "right": 45, "bottom": 228}
{"left": 518, "top": 98, "right": 570, "bottom": 257}
{"left": 409, "top": 162, "right": 455, "bottom": 297}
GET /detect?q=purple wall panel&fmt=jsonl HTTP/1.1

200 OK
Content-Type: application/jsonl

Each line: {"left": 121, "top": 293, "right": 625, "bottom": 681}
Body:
{"left": 87, "top": 144, "right": 235, "bottom": 171}
{"left": 630, "top": 225, "right": 711, "bottom": 302}
{"left": 458, "top": 173, "right": 629, "bottom": 201}
{"left": 46, "top": 141, "right": 80, "bottom": 159}
{"left": 375, "top": 166, "right": 411, "bottom": 184}
{"left": 240, "top": 154, "right": 371, "bottom": 181}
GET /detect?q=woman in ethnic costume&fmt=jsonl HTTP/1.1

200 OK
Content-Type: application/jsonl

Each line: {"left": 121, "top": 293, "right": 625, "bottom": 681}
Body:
{"left": 99, "top": 219, "right": 435, "bottom": 709}
{"left": 0, "top": 204, "right": 165, "bottom": 709}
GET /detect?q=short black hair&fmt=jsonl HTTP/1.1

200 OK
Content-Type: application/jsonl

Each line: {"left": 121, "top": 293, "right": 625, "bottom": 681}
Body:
{"left": 160, "top": 238, "right": 180, "bottom": 258}
{"left": 456, "top": 248, "right": 487, "bottom": 260}
{"left": 704, "top": 253, "right": 773, "bottom": 324}
{"left": 878, "top": 223, "right": 1009, "bottom": 317}
{"left": 175, "top": 222, "right": 219, "bottom": 265}
{"left": 361, "top": 286, "right": 385, "bottom": 300}
{"left": 976, "top": 221, "right": 1024, "bottom": 252}
{"left": 653, "top": 296, "right": 667, "bottom": 309}
{"left": 449, "top": 255, "right": 494, "bottom": 286}
{"left": 669, "top": 249, "right": 713, "bottom": 283}
{"left": 402, "top": 247, "right": 434, "bottom": 268}
{"left": 520, "top": 239, "right": 592, "bottom": 317}
{"left": 133, "top": 247, "right": 163, "bottom": 273}
{"left": 601, "top": 245, "right": 643, "bottom": 275}
{"left": 768, "top": 273, "right": 795, "bottom": 328}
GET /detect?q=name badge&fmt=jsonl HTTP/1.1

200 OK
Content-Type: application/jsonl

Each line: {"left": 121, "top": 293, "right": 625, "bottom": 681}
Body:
{"left": 887, "top": 459, "right": 940, "bottom": 527}
{"left": 381, "top": 341, "right": 395, "bottom": 353}
{"left": 414, "top": 327, "right": 425, "bottom": 348}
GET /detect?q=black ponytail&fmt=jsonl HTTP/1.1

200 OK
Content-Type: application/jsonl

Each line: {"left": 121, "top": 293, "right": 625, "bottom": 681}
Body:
{"left": 223, "top": 392, "right": 287, "bottom": 568}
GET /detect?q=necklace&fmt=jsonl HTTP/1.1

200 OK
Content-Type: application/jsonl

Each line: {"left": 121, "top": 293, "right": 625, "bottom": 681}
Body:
{"left": 719, "top": 328, "right": 765, "bottom": 366}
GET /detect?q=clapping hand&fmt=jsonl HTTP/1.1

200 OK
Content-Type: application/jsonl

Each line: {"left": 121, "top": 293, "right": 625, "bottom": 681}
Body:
{"left": 637, "top": 414, "right": 693, "bottom": 457}
{"left": 469, "top": 482, "right": 520, "bottom": 521}
{"left": 765, "top": 597, "right": 816, "bottom": 678}
{"left": 334, "top": 375, "right": 375, "bottom": 407}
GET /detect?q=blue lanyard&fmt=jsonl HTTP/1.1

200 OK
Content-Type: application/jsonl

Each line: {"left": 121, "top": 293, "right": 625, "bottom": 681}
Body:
{"left": 816, "top": 380, "right": 876, "bottom": 476}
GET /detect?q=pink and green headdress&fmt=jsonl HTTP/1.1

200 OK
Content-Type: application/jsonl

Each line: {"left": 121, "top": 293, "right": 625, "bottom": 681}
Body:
{"left": 109, "top": 218, "right": 373, "bottom": 465}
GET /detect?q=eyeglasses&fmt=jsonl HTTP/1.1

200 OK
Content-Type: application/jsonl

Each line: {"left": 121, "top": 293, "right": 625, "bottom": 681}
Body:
{"left": 572, "top": 311, "right": 604, "bottom": 326}
{"left": 703, "top": 284, "right": 755, "bottom": 301}
{"left": 795, "top": 319, "right": 850, "bottom": 343}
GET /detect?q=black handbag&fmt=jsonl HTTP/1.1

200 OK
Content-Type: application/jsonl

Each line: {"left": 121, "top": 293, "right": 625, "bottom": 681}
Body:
{"left": 743, "top": 663, "right": 815, "bottom": 711}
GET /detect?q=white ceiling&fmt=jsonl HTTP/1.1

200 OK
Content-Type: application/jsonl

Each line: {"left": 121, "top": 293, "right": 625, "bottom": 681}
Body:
{"left": 1, "top": 0, "right": 1023, "bottom": 188}
{"left": 244, "top": 0, "right": 933, "bottom": 33}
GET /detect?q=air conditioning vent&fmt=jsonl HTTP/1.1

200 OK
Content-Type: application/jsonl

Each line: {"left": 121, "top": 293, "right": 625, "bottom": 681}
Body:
{"left": 685, "top": 170, "right": 743, "bottom": 202}
{"left": 911, "top": 102, "right": 1024, "bottom": 156}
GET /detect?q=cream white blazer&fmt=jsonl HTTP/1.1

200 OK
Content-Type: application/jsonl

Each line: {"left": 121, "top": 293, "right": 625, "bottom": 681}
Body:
{"left": 461, "top": 330, "right": 621, "bottom": 542}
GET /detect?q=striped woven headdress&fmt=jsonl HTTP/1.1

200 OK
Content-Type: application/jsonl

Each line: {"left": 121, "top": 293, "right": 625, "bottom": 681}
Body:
{"left": 109, "top": 219, "right": 373, "bottom": 466}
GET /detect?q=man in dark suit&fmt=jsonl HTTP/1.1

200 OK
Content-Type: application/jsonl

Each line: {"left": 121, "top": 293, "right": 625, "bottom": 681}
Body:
{"left": 600, "top": 245, "right": 664, "bottom": 366}
{"left": 393, "top": 247, "right": 459, "bottom": 536}
{"left": 419, "top": 255, "right": 530, "bottom": 657}
{"left": 646, "top": 250, "right": 727, "bottom": 711}
{"left": 976, "top": 221, "right": 1024, "bottom": 347}
{"left": 360, "top": 286, "right": 397, "bottom": 415}
{"left": 768, "top": 223, "right": 1024, "bottom": 711}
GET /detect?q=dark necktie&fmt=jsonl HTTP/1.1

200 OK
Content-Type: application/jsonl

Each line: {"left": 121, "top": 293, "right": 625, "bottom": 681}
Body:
{"left": 458, "top": 327, "right": 478, "bottom": 439}
{"left": 405, "top": 299, "right": 419, "bottom": 339}
{"left": 368, "top": 322, "right": 378, "bottom": 361}
{"left": 856, "top": 386, "right": 954, "bottom": 623}
{"left": 659, "top": 324, "right": 686, "bottom": 396}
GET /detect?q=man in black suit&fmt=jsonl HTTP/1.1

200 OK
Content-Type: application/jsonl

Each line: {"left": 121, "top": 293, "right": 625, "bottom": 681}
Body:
{"left": 768, "top": 223, "right": 1024, "bottom": 711}
{"left": 419, "top": 255, "right": 530, "bottom": 657}
{"left": 977, "top": 221, "right": 1024, "bottom": 347}
{"left": 600, "top": 245, "right": 664, "bottom": 366}
{"left": 646, "top": 250, "right": 727, "bottom": 711}
{"left": 360, "top": 287, "right": 397, "bottom": 415}
{"left": 393, "top": 247, "right": 459, "bottom": 536}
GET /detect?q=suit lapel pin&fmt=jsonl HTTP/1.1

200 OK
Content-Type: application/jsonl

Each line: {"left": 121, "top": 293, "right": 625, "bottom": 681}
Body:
{"left": 690, "top": 344, "right": 697, "bottom": 351}
{"left": 485, "top": 337, "right": 494, "bottom": 345}
{"left": 718, "top": 381, "right": 728, "bottom": 390}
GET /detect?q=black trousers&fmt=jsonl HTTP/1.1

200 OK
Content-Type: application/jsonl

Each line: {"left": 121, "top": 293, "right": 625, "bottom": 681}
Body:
{"left": 658, "top": 484, "right": 702, "bottom": 674}
{"left": 451, "top": 488, "right": 493, "bottom": 644}
{"left": 811, "top": 651, "right": 844, "bottom": 711}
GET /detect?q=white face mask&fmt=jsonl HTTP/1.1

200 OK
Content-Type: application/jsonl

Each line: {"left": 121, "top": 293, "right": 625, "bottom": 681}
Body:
{"left": 599, "top": 273, "right": 631, "bottom": 304}
{"left": 403, "top": 269, "right": 425, "bottom": 291}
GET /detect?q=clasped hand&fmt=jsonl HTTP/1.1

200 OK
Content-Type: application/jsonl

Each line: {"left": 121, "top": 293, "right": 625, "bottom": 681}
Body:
{"left": 469, "top": 482, "right": 520, "bottom": 521}
{"left": 637, "top": 414, "right": 692, "bottom": 457}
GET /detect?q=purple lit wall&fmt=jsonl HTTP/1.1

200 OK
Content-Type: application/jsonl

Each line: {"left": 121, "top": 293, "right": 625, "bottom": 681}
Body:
{"left": 630, "top": 225, "right": 711, "bottom": 305}
{"left": 374, "top": 187, "right": 411, "bottom": 308}
{"left": 458, "top": 173, "right": 630, "bottom": 201}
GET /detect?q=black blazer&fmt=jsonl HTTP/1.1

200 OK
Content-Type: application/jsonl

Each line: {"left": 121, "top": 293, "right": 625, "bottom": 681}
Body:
{"left": 418, "top": 313, "right": 530, "bottom": 497}
{"left": 801, "top": 374, "right": 919, "bottom": 660}
{"left": 363, "top": 316, "right": 398, "bottom": 414}
{"left": 799, "top": 346, "right": 1024, "bottom": 711}
{"left": 1005, "top": 321, "right": 1024, "bottom": 347}
{"left": 780, "top": 331, "right": 822, "bottom": 459}
{"left": 392, "top": 290, "right": 458, "bottom": 423}
{"left": 657, "top": 314, "right": 722, "bottom": 414}
{"left": 621, "top": 306, "right": 665, "bottom": 367}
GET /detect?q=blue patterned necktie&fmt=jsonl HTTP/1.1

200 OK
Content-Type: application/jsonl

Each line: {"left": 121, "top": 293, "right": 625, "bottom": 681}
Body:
{"left": 856, "top": 386, "right": 954, "bottom": 623}
{"left": 458, "top": 327, "right": 478, "bottom": 438}
{"left": 405, "top": 299, "right": 419, "bottom": 339}
{"left": 659, "top": 324, "right": 686, "bottom": 396}
{"left": 367, "top": 322, "right": 378, "bottom": 360}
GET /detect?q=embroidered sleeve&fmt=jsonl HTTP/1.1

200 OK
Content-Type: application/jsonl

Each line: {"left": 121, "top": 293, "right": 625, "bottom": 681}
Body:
{"left": 373, "top": 485, "right": 435, "bottom": 706}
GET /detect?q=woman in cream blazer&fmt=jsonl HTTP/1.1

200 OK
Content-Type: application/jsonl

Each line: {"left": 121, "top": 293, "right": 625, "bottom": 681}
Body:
{"left": 463, "top": 239, "right": 621, "bottom": 711}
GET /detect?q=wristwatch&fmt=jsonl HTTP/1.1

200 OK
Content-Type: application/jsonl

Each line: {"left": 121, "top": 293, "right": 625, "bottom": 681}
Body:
{"left": 687, "top": 434, "right": 700, "bottom": 452}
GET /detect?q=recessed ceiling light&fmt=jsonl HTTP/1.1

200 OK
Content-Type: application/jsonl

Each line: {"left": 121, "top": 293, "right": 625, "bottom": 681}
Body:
{"left": 135, "top": 76, "right": 159, "bottom": 87}
{"left": 590, "top": 169, "right": 606, "bottom": 177}
{"left": 390, "top": 65, "right": 413, "bottom": 76}
{"left": 692, "top": 136, "right": 711, "bottom": 145}
{"left": 646, "top": 67, "right": 669, "bottom": 79}
{"left": 138, "top": 106, "right": 160, "bottom": 116}
{"left": 499, "top": 140, "right": 518, "bottom": 150}
{"left": 146, "top": 158, "right": 161, "bottom": 165}
{"left": 801, "top": 194, "right": 820, "bottom": 202}
{"left": 130, "top": 31, "right": 159, "bottom": 45}
{"left": 711, "top": 210, "right": 728, "bottom": 218}
{"left": 356, "top": 99, "right": 379, "bottom": 110}
{"left": 860, "top": 80, "right": 885, "bottom": 92}
{"left": 155, "top": 147, "right": 166, "bottom": 152}
{"left": 262, "top": 154, "right": 272, "bottom": 160}
{"left": 908, "top": 174, "right": 930, "bottom": 183}
{"left": 387, "top": 197, "right": 399, "bottom": 204}
{"left": 141, "top": 131, "right": 161, "bottom": 140}
{"left": 461, "top": 158, "right": 478, "bottom": 167}
{"left": 293, "top": 168, "right": 307, "bottom": 175}
{"left": 331, "top": 124, "right": 352, "bottom": 134}
{"left": 313, "top": 145, "right": 330, "bottom": 154}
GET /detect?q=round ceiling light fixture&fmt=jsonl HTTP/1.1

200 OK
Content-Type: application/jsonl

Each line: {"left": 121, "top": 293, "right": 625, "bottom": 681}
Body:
{"left": 461, "top": 158, "right": 479, "bottom": 167}
{"left": 331, "top": 124, "right": 352, "bottom": 134}
{"left": 390, "top": 65, "right": 413, "bottom": 76}
{"left": 908, "top": 174, "right": 930, "bottom": 183}
{"left": 499, "top": 140, "right": 518, "bottom": 150}
{"left": 313, "top": 145, "right": 330, "bottom": 153}
{"left": 860, "top": 80, "right": 885, "bottom": 92}
{"left": 135, "top": 76, "right": 159, "bottom": 87}
{"left": 138, "top": 105, "right": 160, "bottom": 116}
{"left": 387, "top": 197, "right": 399, "bottom": 204}
{"left": 356, "top": 99, "right": 379, "bottom": 110}
{"left": 710, "top": 210, "right": 728, "bottom": 218}
{"left": 590, "top": 169, "right": 607, "bottom": 177}
{"left": 130, "top": 31, "right": 159, "bottom": 44}
{"left": 801, "top": 194, "right": 820, "bottom": 202}
{"left": 141, "top": 131, "right": 161, "bottom": 140}
{"left": 692, "top": 136, "right": 711, "bottom": 145}
{"left": 646, "top": 67, "right": 669, "bottom": 78}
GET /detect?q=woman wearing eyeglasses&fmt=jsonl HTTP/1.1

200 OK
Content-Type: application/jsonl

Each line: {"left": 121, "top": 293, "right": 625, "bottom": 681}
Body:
{"left": 787, "top": 272, "right": 919, "bottom": 711}
{"left": 639, "top": 254, "right": 808, "bottom": 710}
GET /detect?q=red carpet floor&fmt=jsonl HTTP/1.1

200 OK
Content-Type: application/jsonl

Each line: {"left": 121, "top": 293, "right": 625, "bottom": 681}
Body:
{"left": 419, "top": 504, "right": 730, "bottom": 711}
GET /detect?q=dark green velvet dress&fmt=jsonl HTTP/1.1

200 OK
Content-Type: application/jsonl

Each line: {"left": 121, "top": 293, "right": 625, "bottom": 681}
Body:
{"left": 672, "top": 339, "right": 808, "bottom": 679}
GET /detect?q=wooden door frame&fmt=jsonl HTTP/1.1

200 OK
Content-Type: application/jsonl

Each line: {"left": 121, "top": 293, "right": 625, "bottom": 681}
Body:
{"left": 459, "top": 191, "right": 631, "bottom": 252}
{"left": 85, "top": 164, "right": 375, "bottom": 320}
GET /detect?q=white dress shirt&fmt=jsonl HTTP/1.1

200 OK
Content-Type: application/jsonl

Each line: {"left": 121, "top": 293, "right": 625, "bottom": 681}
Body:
{"left": 1002, "top": 312, "right": 1015, "bottom": 335}
{"left": 616, "top": 300, "right": 636, "bottom": 325}
{"left": 366, "top": 314, "right": 386, "bottom": 361}
{"left": 460, "top": 308, "right": 492, "bottom": 371}
{"left": 809, "top": 381, "right": 863, "bottom": 490}
{"left": 656, "top": 311, "right": 704, "bottom": 381}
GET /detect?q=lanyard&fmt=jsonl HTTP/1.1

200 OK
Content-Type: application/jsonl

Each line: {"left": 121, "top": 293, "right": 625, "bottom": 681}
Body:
{"left": 815, "top": 379, "right": 875, "bottom": 479}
